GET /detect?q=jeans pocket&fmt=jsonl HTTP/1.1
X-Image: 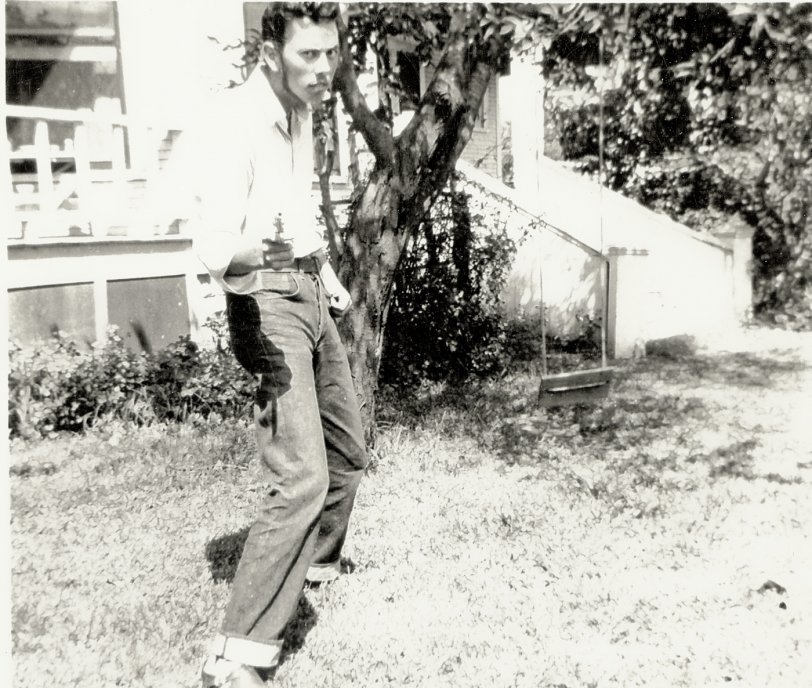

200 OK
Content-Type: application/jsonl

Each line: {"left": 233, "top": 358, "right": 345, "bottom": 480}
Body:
{"left": 259, "top": 273, "right": 300, "bottom": 299}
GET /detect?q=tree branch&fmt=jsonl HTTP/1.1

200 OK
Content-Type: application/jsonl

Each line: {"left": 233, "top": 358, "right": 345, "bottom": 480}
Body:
{"left": 402, "top": 59, "right": 495, "bottom": 232}
{"left": 333, "top": 13, "right": 394, "bottom": 164}
{"left": 396, "top": 10, "right": 501, "bottom": 229}
{"left": 318, "top": 151, "right": 343, "bottom": 268}
{"left": 397, "top": 11, "right": 469, "bottom": 154}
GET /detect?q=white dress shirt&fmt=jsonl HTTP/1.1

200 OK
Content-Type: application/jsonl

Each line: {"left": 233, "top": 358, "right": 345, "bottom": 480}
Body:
{"left": 190, "top": 65, "right": 325, "bottom": 294}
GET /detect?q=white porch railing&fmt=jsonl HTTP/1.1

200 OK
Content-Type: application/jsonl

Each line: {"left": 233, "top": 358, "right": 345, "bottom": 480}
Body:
{"left": 6, "top": 104, "right": 184, "bottom": 240}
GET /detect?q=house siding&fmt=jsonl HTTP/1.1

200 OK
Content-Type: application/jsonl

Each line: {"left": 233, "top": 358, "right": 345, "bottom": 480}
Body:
{"left": 8, "top": 282, "right": 97, "bottom": 345}
{"left": 107, "top": 274, "right": 190, "bottom": 353}
{"left": 459, "top": 81, "right": 500, "bottom": 179}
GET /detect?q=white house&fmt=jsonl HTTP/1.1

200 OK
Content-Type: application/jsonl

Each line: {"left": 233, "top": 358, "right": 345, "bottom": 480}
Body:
{"left": 4, "top": 0, "right": 505, "bottom": 351}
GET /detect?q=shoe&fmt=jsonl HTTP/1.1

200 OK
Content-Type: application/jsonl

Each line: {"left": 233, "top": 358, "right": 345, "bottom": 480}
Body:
{"left": 201, "top": 656, "right": 267, "bottom": 688}
{"left": 305, "top": 559, "right": 341, "bottom": 584}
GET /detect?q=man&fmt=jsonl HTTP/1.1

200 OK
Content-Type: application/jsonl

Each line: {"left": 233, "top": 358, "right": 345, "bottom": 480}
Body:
{"left": 192, "top": 4, "right": 367, "bottom": 686}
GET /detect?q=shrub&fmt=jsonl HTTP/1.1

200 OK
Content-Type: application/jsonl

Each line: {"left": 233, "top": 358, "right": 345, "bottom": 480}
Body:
{"left": 8, "top": 329, "right": 149, "bottom": 437}
{"left": 146, "top": 333, "right": 254, "bottom": 422}
{"left": 8, "top": 314, "right": 255, "bottom": 440}
{"left": 380, "top": 174, "right": 516, "bottom": 388}
{"left": 61, "top": 329, "right": 150, "bottom": 431}
{"left": 8, "top": 333, "right": 80, "bottom": 439}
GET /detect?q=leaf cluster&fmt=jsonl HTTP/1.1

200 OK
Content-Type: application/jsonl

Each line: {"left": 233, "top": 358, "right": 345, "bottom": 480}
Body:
{"left": 545, "top": 3, "right": 812, "bottom": 328}
{"left": 8, "top": 318, "right": 255, "bottom": 440}
{"left": 380, "top": 173, "right": 517, "bottom": 387}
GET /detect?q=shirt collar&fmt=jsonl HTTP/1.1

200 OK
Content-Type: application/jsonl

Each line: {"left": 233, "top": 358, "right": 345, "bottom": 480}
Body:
{"left": 247, "top": 65, "right": 310, "bottom": 134}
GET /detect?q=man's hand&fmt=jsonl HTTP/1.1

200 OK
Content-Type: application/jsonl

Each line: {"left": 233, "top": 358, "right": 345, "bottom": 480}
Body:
{"left": 261, "top": 237, "right": 295, "bottom": 270}
{"left": 225, "top": 233, "right": 294, "bottom": 276}
{"left": 319, "top": 260, "right": 352, "bottom": 317}
{"left": 328, "top": 283, "right": 351, "bottom": 316}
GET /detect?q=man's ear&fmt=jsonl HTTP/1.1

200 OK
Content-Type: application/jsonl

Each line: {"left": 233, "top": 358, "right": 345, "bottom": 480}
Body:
{"left": 262, "top": 41, "right": 282, "bottom": 72}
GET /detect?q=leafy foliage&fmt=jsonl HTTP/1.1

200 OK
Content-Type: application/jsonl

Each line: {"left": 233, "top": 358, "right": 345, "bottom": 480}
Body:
{"left": 145, "top": 319, "right": 254, "bottom": 423}
{"left": 8, "top": 330, "right": 149, "bottom": 438}
{"left": 544, "top": 3, "right": 812, "bottom": 328}
{"left": 380, "top": 173, "right": 516, "bottom": 387}
{"left": 8, "top": 317, "right": 254, "bottom": 440}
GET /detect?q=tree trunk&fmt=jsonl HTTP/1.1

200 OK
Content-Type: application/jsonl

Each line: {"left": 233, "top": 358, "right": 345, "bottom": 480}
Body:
{"left": 337, "top": 166, "right": 408, "bottom": 442}
{"left": 332, "top": 11, "right": 507, "bottom": 442}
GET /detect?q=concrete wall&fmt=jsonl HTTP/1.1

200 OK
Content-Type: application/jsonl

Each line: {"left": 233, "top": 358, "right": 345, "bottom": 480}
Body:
{"left": 535, "top": 156, "right": 738, "bottom": 355}
{"left": 502, "top": 229, "right": 605, "bottom": 336}
{"left": 502, "top": 51, "right": 749, "bottom": 356}
{"left": 457, "top": 159, "right": 746, "bottom": 358}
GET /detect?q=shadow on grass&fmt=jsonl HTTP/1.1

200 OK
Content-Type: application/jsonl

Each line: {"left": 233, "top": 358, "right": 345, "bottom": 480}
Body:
{"left": 380, "top": 349, "right": 807, "bottom": 442}
{"left": 9, "top": 461, "right": 59, "bottom": 478}
{"left": 205, "top": 528, "right": 250, "bottom": 583}
{"left": 487, "top": 393, "right": 712, "bottom": 469}
{"left": 280, "top": 595, "right": 318, "bottom": 662}
{"left": 377, "top": 349, "right": 808, "bottom": 499}
{"left": 626, "top": 351, "right": 809, "bottom": 388}
{"left": 204, "top": 528, "right": 320, "bottom": 665}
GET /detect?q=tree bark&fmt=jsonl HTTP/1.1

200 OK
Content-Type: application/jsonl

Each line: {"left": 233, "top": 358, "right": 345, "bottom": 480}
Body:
{"left": 337, "top": 166, "right": 408, "bottom": 440}
{"left": 333, "top": 10, "right": 507, "bottom": 442}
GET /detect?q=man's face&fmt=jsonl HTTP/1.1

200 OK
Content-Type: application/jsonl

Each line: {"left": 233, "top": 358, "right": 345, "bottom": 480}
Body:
{"left": 270, "top": 16, "right": 339, "bottom": 109}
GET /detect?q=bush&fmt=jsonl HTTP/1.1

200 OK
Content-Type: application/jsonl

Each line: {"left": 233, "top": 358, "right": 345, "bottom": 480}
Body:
{"left": 146, "top": 333, "right": 253, "bottom": 422}
{"left": 62, "top": 330, "right": 150, "bottom": 431}
{"left": 8, "top": 314, "right": 255, "bottom": 440}
{"left": 380, "top": 174, "right": 516, "bottom": 388}
{"left": 8, "top": 329, "right": 152, "bottom": 438}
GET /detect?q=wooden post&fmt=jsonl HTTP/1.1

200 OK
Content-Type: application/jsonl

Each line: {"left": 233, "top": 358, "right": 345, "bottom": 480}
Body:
{"left": 3, "top": 132, "right": 18, "bottom": 239}
{"left": 33, "top": 120, "right": 54, "bottom": 238}
{"left": 111, "top": 124, "right": 127, "bottom": 234}
{"left": 607, "top": 247, "right": 650, "bottom": 358}
{"left": 73, "top": 123, "right": 97, "bottom": 235}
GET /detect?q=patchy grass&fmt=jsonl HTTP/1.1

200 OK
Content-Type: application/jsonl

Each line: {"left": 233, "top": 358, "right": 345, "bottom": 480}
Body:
{"left": 9, "top": 328, "right": 812, "bottom": 687}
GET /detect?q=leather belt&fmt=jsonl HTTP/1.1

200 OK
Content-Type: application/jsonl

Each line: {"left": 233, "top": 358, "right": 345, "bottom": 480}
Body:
{"left": 260, "top": 254, "right": 322, "bottom": 275}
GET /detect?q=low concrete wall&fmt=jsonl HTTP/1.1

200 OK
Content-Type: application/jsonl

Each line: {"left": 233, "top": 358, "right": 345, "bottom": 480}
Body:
{"left": 458, "top": 159, "right": 749, "bottom": 358}
{"left": 501, "top": 227, "right": 605, "bottom": 336}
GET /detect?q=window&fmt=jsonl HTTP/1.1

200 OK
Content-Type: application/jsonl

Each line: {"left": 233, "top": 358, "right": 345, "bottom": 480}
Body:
{"left": 393, "top": 49, "right": 485, "bottom": 127}
{"left": 5, "top": 1, "right": 123, "bottom": 161}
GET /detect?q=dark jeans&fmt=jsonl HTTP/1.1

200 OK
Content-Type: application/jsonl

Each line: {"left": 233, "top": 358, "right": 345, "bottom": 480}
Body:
{"left": 222, "top": 271, "right": 367, "bottom": 657}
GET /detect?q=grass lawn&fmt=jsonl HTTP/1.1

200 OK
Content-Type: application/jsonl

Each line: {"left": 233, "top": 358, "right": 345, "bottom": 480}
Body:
{"left": 9, "top": 327, "right": 812, "bottom": 688}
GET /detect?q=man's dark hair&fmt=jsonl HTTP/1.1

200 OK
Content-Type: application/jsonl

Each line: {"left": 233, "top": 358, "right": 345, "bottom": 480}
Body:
{"left": 261, "top": 2, "right": 339, "bottom": 44}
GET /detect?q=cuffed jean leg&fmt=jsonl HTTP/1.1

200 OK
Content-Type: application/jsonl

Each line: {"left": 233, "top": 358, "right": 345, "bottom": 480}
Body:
{"left": 221, "top": 278, "right": 329, "bottom": 652}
